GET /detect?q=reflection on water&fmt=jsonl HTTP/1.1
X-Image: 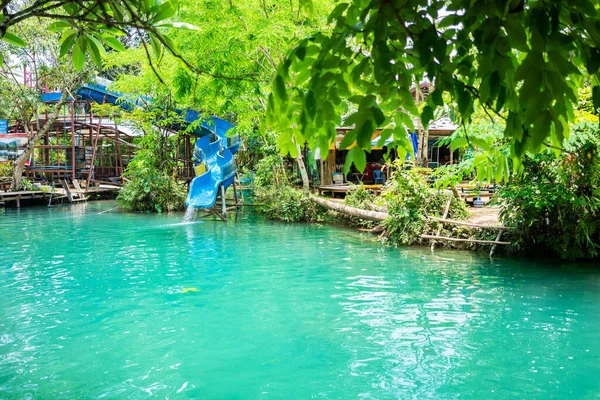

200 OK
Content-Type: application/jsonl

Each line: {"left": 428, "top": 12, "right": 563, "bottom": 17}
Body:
{"left": 1, "top": 201, "right": 599, "bottom": 399}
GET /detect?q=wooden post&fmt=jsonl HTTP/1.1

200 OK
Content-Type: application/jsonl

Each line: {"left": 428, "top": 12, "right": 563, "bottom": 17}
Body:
{"left": 431, "top": 198, "right": 452, "bottom": 251}
{"left": 89, "top": 106, "right": 93, "bottom": 144}
{"left": 70, "top": 102, "right": 76, "bottom": 180}
{"left": 490, "top": 230, "right": 504, "bottom": 258}
{"left": 233, "top": 178, "right": 240, "bottom": 206}
{"left": 176, "top": 136, "right": 181, "bottom": 177}
{"left": 16, "top": 195, "right": 20, "bottom": 208}
{"left": 449, "top": 145, "right": 453, "bottom": 165}
{"left": 319, "top": 157, "right": 324, "bottom": 187}
{"left": 323, "top": 149, "right": 336, "bottom": 185}
{"left": 116, "top": 129, "right": 122, "bottom": 176}
{"left": 221, "top": 185, "right": 227, "bottom": 220}
{"left": 86, "top": 120, "right": 102, "bottom": 191}
{"left": 44, "top": 131, "right": 49, "bottom": 167}
{"left": 186, "top": 136, "right": 192, "bottom": 177}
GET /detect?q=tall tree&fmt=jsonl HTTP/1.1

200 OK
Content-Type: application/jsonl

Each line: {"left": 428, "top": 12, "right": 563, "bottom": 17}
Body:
{"left": 0, "top": 19, "right": 90, "bottom": 190}
{"left": 106, "top": 0, "right": 334, "bottom": 187}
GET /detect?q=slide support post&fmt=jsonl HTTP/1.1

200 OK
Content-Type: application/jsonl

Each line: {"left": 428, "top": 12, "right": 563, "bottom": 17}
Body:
{"left": 221, "top": 185, "right": 227, "bottom": 219}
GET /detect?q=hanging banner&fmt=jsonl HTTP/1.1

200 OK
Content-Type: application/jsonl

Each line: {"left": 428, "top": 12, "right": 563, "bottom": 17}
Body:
{"left": 0, "top": 134, "right": 28, "bottom": 163}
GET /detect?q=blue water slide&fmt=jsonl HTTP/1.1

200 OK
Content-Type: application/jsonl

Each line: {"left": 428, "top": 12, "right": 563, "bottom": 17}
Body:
{"left": 186, "top": 134, "right": 237, "bottom": 208}
{"left": 42, "top": 79, "right": 239, "bottom": 209}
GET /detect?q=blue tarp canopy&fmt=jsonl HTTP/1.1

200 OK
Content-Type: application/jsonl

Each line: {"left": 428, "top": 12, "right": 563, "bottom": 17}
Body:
{"left": 370, "top": 132, "right": 419, "bottom": 159}
{"left": 42, "top": 80, "right": 234, "bottom": 138}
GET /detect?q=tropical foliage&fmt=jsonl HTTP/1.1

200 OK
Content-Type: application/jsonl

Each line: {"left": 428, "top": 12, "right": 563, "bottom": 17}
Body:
{"left": 255, "top": 186, "right": 328, "bottom": 223}
{"left": 381, "top": 165, "right": 468, "bottom": 246}
{"left": 0, "top": 0, "right": 195, "bottom": 74}
{"left": 500, "top": 122, "right": 600, "bottom": 259}
{"left": 268, "top": 0, "right": 600, "bottom": 173}
{"left": 116, "top": 106, "right": 188, "bottom": 212}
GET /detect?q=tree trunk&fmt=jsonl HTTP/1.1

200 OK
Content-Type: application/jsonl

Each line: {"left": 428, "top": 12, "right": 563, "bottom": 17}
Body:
{"left": 451, "top": 185, "right": 461, "bottom": 199}
{"left": 309, "top": 195, "right": 388, "bottom": 221}
{"left": 368, "top": 203, "right": 388, "bottom": 213}
{"left": 422, "top": 129, "right": 429, "bottom": 167}
{"left": 296, "top": 143, "right": 310, "bottom": 193}
{"left": 416, "top": 125, "right": 424, "bottom": 167}
{"left": 11, "top": 94, "right": 67, "bottom": 191}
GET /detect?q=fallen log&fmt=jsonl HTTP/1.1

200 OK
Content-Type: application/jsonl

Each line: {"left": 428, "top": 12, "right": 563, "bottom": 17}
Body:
{"left": 309, "top": 195, "right": 389, "bottom": 222}
{"left": 368, "top": 203, "right": 388, "bottom": 213}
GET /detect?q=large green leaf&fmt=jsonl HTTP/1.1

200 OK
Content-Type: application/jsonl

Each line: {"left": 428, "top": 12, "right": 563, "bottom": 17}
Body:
{"left": 153, "top": 1, "right": 177, "bottom": 23}
{"left": 86, "top": 34, "right": 107, "bottom": 67}
{"left": 101, "top": 35, "right": 126, "bottom": 52}
{"left": 59, "top": 31, "right": 78, "bottom": 57}
{"left": 72, "top": 36, "right": 87, "bottom": 71}
{"left": 47, "top": 21, "right": 71, "bottom": 32}
{"left": 2, "top": 32, "right": 26, "bottom": 47}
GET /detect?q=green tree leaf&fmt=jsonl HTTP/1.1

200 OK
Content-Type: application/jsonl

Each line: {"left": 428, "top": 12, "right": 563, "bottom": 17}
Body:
{"left": 2, "top": 32, "right": 26, "bottom": 47}
{"left": 101, "top": 35, "right": 126, "bottom": 52}
{"left": 72, "top": 36, "right": 87, "bottom": 70}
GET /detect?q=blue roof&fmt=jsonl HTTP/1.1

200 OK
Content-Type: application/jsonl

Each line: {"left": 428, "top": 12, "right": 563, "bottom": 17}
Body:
{"left": 41, "top": 80, "right": 235, "bottom": 138}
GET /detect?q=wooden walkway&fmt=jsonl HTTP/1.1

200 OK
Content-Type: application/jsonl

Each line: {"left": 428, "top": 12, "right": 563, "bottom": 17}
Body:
{"left": 0, "top": 191, "right": 51, "bottom": 207}
{"left": 0, "top": 183, "right": 119, "bottom": 207}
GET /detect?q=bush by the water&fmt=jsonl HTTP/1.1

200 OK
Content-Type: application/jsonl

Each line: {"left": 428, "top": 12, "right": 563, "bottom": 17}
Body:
{"left": 117, "top": 123, "right": 187, "bottom": 213}
{"left": 344, "top": 184, "right": 375, "bottom": 209}
{"left": 118, "top": 172, "right": 187, "bottom": 213}
{"left": 255, "top": 186, "right": 328, "bottom": 223}
{"left": 381, "top": 166, "right": 469, "bottom": 246}
{"left": 499, "top": 123, "right": 600, "bottom": 259}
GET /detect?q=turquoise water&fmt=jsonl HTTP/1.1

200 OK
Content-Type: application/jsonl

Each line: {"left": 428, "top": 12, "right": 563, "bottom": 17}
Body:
{"left": 1, "top": 202, "right": 599, "bottom": 399}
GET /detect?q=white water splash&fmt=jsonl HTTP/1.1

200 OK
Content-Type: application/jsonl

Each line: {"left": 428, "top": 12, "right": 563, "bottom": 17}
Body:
{"left": 183, "top": 206, "right": 196, "bottom": 222}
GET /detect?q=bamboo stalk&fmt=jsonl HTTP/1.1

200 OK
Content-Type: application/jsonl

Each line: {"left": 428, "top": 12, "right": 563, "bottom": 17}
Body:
{"left": 430, "top": 217, "right": 509, "bottom": 230}
{"left": 431, "top": 198, "right": 452, "bottom": 250}
{"left": 420, "top": 234, "right": 510, "bottom": 245}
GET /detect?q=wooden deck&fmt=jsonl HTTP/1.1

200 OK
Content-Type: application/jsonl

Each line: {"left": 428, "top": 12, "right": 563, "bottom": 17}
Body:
{"left": 0, "top": 191, "right": 51, "bottom": 207}
{"left": 0, "top": 184, "right": 120, "bottom": 207}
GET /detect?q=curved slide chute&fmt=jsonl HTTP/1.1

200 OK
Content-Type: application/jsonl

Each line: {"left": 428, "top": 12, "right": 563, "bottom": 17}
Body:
{"left": 44, "top": 79, "right": 240, "bottom": 210}
{"left": 186, "top": 134, "right": 237, "bottom": 208}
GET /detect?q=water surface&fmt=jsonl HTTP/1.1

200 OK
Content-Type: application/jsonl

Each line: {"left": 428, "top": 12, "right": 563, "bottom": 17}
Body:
{"left": 1, "top": 202, "right": 599, "bottom": 398}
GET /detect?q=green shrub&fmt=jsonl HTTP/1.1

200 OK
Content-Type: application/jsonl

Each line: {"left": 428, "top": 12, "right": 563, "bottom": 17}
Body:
{"left": 20, "top": 178, "right": 36, "bottom": 191}
{"left": 255, "top": 186, "right": 328, "bottom": 223}
{"left": 345, "top": 184, "right": 375, "bottom": 209}
{"left": 499, "top": 123, "right": 600, "bottom": 259}
{"left": 381, "top": 167, "right": 469, "bottom": 246}
{"left": 0, "top": 162, "right": 12, "bottom": 180}
{"left": 118, "top": 172, "right": 187, "bottom": 212}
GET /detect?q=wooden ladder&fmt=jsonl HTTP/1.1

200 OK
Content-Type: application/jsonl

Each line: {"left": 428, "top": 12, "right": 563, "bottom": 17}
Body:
{"left": 62, "top": 179, "right": 88, "bottom": 203}
{"left": 422, "top": 198, "right": 510, "bottom": 257}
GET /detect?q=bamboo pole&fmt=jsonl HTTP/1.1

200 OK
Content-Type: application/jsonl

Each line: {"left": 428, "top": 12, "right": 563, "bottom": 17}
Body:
{"left": 489, "top": 230, "right": 504, "bottom": 257}
{"left": 430, "top": 218, "right": 509, "bottom": 230}
{"left": 431, "top": 198, "right": 452, "bottom": 250}
{"left": 86, "top": 119, "right": 102, "bottom": 191}
{"left": 421, "top": 235, "right": 510, "bottom": 245}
